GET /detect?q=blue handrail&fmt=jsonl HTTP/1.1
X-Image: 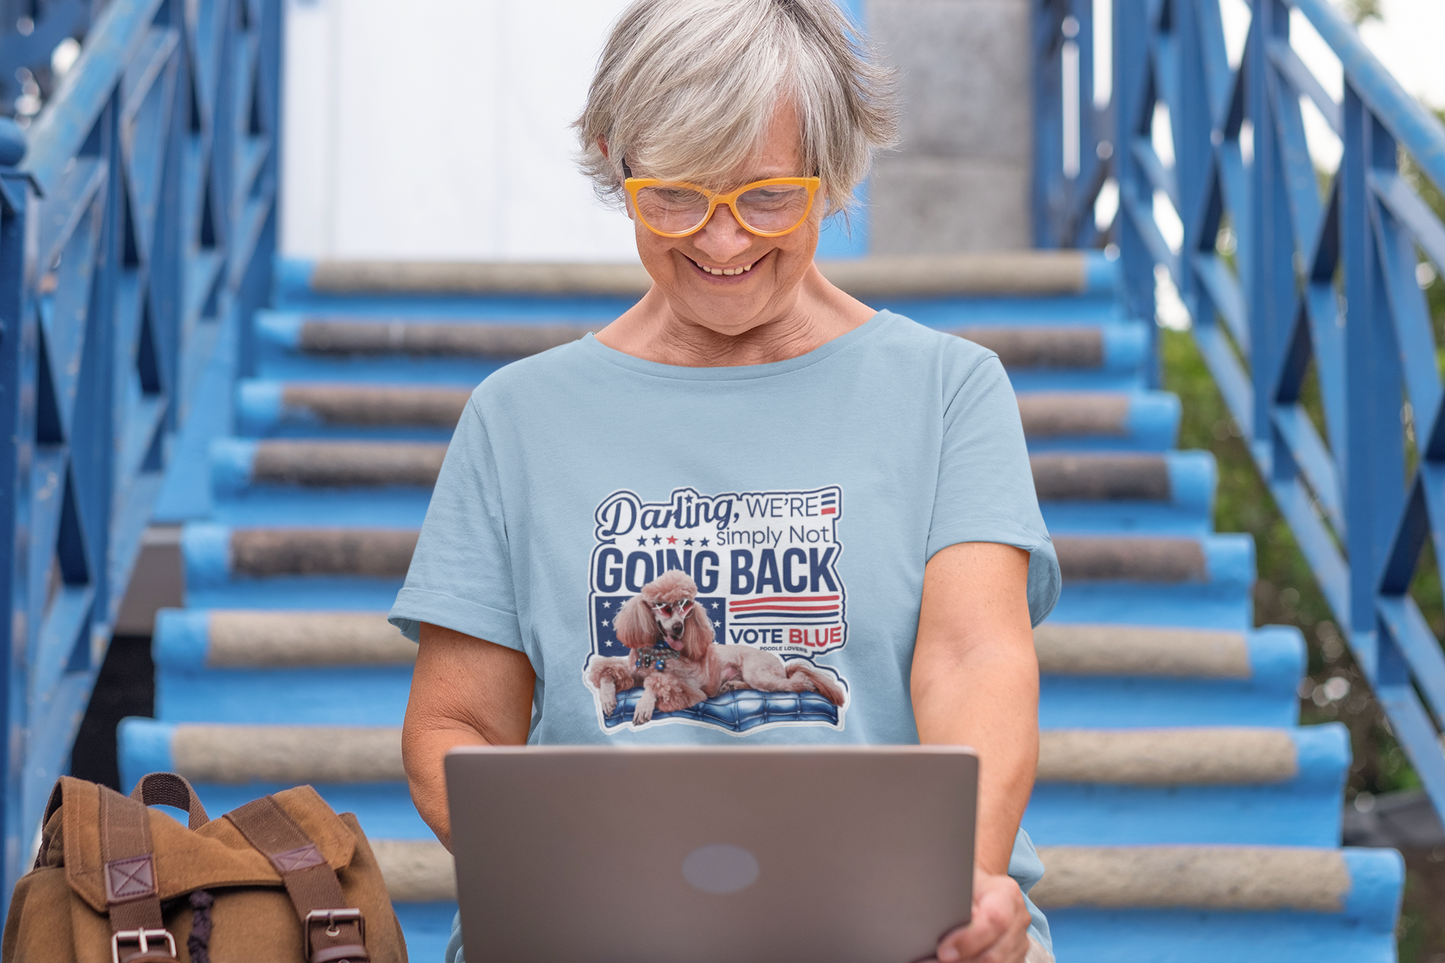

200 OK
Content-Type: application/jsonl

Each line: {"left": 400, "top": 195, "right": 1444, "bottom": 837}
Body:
{"left": 1034, "top": 0, "right": 1445, "bottom": 823}
{"left": 0, "top": 0, "right": 279, "bottom": 900}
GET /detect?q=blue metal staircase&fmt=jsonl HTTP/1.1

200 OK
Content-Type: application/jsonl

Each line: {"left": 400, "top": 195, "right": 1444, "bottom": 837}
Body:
{"left": 0, "top": 0, "right": 1438, "bottom": 957}
{"left": 113, "top": 252, "right": 1403, "bottom": 961}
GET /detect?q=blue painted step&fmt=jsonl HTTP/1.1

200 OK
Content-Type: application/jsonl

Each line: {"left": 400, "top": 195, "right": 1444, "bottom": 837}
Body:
{"left": 205, "top": 441, "right": 1217, "bottom": 532}
{"left": 1036, "top": 624, "right": 1304, "bottom": 729}
{"left": 1036, "top": 451, "right": 1215, "bottom": 535}
{"left": 150, "top": 612, "right": 1302, "bottom": 731}
{"left": 1022, "top": 724, "right": 1351, "bottom": 847}
{"left": 117, "top": 721, "right": 1348, "bottom": 848}
{"left": 1033, "top": 846, "right": 1403, "bottom": 963}
{"left": 253, "top": 309, "right": 1151, "bottom": 391}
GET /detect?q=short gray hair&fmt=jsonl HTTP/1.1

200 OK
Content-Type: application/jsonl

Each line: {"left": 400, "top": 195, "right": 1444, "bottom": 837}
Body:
{"left": 575, "top": 0, "right": 899, "bottom": 217}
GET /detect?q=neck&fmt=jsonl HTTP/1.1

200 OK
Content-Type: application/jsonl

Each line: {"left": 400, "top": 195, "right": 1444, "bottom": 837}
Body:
{"left": 598, "top": 264, "right": 875, "bottom": 367}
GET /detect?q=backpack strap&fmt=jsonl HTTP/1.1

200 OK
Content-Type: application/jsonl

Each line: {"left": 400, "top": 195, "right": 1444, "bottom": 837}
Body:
{"left": 226, "top": 796, "right": 371, "bottom": 963}
{"left": 128, "top": 773, "right": 210, "bottom": 830}
{"left": 99, "top": 787, "right": 179, "bottom": 962}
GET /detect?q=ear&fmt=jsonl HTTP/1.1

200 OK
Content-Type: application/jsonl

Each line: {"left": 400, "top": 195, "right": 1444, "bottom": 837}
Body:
{"left": 613, "top": 594, "right": 658, "bottom": 650}
{"left": 680, "top": 601, "right": 715, "bottom": 660}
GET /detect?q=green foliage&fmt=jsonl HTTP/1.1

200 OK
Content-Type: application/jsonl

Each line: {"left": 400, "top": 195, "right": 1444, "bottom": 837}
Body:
{"left": 1342, "top": 0, "right": 1382, "bottom": 25}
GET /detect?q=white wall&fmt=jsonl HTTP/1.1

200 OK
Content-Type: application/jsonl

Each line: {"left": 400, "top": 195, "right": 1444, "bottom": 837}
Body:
{"left": 281, "top": 0, "right": 640, "bottom": 262}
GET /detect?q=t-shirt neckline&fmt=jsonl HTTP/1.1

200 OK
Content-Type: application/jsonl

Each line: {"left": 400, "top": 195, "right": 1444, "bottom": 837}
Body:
{"left": 578, "top": 309, "right": 894, "bottom": 381}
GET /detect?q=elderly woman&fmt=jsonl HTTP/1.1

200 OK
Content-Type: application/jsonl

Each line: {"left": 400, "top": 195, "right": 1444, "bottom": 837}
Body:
{"left": 391, "top": 1, "right": 1060, "bottom": 961}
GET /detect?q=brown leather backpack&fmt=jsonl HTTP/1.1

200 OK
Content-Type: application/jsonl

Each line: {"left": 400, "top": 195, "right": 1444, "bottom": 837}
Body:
{"left": 2, "top": 773, "right": 407, "bottom": 963}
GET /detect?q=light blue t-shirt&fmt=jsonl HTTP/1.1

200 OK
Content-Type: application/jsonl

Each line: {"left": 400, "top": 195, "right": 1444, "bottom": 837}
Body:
{"left": 390, "top": 309, "right": 1060, "bottom": 956}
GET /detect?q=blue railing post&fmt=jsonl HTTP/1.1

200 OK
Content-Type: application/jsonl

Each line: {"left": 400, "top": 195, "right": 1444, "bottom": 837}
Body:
{"left": 1340, "top": 91, "right": 1397, "bottom": 653}
{"left": 1114, "top": 0, "right": 1157, "bottom": 379}
{"left": 0, "top": 118, "right": 31, "bottom": 895}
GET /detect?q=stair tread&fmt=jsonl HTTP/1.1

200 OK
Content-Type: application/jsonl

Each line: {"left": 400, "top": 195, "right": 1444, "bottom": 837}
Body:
{"left": 274, "top": 316, "right": 1129, "bottom": 372}
{"left": 1035, "top": 624, "right": 1251, "bottom": 677}
{"left": 369, "top": 838, "right": 1398, "bottom": 917}
{"left": 221, "top": 442, "right": 1208, "bottom": 507}
{"left": 139, "top": 721, "right": 1336, "bottom": 788}
{"left": 303, "top": 252, "right": 1107, "bottom": 299}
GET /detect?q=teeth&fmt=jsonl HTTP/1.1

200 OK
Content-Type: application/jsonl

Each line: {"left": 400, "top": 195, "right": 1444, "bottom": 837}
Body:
{"left": 696, "top": 259, "right": 754, "bottom": 276}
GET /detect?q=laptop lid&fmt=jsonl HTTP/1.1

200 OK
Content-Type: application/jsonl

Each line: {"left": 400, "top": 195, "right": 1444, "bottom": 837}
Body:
{"left": 445, "top": 745, "right": 977, "bottom": 963}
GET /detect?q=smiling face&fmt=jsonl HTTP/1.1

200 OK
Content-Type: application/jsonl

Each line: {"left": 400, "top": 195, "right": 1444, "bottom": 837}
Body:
{"left": 624, "top": 99, "right": 826, "bottom": 341}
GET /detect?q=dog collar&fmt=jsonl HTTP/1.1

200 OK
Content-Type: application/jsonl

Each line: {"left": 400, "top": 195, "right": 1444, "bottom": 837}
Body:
{"left": 635, "top": 642, "right": 677, "bottom": 671}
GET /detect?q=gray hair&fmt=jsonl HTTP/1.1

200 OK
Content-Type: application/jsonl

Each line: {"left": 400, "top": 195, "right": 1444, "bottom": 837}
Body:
{"left": 575, "top": 0, "right": 899, "bottom": 217}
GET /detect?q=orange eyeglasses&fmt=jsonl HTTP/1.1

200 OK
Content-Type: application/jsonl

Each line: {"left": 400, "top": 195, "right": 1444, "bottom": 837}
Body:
{"left": 623, "top": 160, "right": 821, "bottom": 238}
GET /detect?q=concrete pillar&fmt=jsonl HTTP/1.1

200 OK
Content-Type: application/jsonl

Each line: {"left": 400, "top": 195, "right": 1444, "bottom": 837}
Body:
{"left": 868, "top": 0, "right": 1033, "bottom": 253}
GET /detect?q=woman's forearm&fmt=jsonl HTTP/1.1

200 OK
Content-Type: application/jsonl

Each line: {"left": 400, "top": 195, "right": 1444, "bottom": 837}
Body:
{"left": 402, "top": 720, "right": 494, "bottom": 849}
{"left": 911, "top": 542, "right": 1039, "bottom": 875}
{"left": 402, "top": 623, "right": 537, "bottom": 850}
{"left": 913, "top": 644, "right": 1039, "bottom": 874}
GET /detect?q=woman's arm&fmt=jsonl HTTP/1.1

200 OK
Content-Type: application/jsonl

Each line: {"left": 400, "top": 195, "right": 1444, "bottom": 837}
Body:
{"left": 401, "top": 622, "right": 536, "bottom": 849}
{"left": 912, "top": 540, "right": 1038, "bottom": 871}
{"left": 912, "top": 540, "right": 1039, "bottom": 962}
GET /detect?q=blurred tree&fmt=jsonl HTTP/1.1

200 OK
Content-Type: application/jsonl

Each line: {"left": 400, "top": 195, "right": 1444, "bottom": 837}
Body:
{"left": 1342, "top": 0, "right": 1382, "bottom": 25}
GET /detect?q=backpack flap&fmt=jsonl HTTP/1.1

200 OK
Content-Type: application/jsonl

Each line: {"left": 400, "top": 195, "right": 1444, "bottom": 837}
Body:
{"left": 54, "top": 778, "right": 358, "bottom": 914}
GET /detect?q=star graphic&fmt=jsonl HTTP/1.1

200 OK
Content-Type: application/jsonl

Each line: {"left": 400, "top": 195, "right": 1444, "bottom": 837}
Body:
{"left": 603, "top": 639, "right": 615, "bottom": 648}
{"left": 652, "top": 536, "right": 662, "bottom": 545}
{"left": 637, "top": 536, "right": 648, "bottom": 546}
{"left": 712, "top": 619, "right": 721, "bottom": 627}
{"left": 602, "top": 600, "right": 611, "bottom": 608}
{"left": 684, "top": 538, "right": 694, "bottom": 546}
{"left": 711, "top": 601, "right": 719, "bottom": 609}
{"left": 700, "top": 538, "right": 710, "bottom": 547}
{"left": 667, "top": 536, "right": 677, "bottom": 544}
{"left": 601, "top": 619, "right": 610, "bottom": 627}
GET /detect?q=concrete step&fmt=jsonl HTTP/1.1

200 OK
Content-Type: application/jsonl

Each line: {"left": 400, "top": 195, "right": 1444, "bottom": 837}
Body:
{"left": 254, "top": 311, "right": 1148, "bottom": 389}
{"left": 152, "top": 609, "right": 416, "bottom": 724}
{"left": 1034, "top": 845, "right": 1402, "bottom": 962}
{"left": 206, "top": 441, "right": 1215, "bottom": 532}
{"left": 235, "top": 378, "right": 1182, "bottom": 450}
{"left": 1018, "top": 392, "right": 1179, "bottom": 452}
{"left": 1036, "top": 624, "right": 1303, "bottom": 729}
{"left": 236, "top": 381, "right": 470, "bottom": 440}
{"left": 319, "top": 836, "right": 1414, "bottom": 963}
{"left": 178, "top": 523, "right": 1253, "bottom": 612}
{"left": 281, "top": 251, "right": 1118, "bottom": 300}
{"left": 1034, "top": 451, "right": 1214, "bottom": 534}
{"left": 117, "top": 721, "right": 1348, "bottom": 847}
{"left": 386, "top": 840, "right": 1400, "bottom": 963}
{"left": 150, "top": 613, "right": 1297, "bottom": 729}
{"left": 1024, "top": 724, "right": 1350, "bottom": 846}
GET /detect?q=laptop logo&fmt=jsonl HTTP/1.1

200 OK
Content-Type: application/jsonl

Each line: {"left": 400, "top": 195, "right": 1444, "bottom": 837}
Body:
{"left": 682, "top": 844, "right": 760, "bottom": 895}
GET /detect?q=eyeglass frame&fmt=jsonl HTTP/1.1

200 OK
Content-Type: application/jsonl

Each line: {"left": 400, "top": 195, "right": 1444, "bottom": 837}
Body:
{"left": 621, "top": 158, "right": 821, "bottom": 239}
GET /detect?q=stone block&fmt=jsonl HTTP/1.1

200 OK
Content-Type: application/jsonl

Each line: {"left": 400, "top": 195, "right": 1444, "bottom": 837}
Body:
{"left": 871, "top": 156, "right": 1031, "bottom": 252}
{"left": 868, "top": 0, "right": 1032, "bottom": 162}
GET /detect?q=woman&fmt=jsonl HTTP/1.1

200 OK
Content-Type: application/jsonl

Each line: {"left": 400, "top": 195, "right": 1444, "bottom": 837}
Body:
{"left": 392, "top": 1, "right": 1060, "bottom": 961}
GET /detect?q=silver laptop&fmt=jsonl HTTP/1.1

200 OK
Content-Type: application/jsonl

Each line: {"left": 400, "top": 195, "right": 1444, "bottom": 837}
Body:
{"left": 445, "top": 745, "right": 977, "bottom": 963}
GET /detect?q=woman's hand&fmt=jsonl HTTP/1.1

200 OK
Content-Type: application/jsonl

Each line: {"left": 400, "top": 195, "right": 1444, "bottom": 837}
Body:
{"left": 931, "top": 867, "right": 1032, "bottom": 963}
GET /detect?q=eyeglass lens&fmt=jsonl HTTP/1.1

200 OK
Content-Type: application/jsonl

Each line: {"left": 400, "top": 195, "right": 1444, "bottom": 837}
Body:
{"left": 635, "top": 184, "right": 811, "bottom": 235}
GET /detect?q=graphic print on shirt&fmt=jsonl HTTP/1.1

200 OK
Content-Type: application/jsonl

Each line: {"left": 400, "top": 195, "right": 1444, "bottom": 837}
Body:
{"left": 584, "top": 486, "right": 850, "bottom": 734}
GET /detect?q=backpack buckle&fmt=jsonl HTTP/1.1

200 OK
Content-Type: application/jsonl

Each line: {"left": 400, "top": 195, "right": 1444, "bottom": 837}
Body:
{"left": 110, "top": 927, "right": 177, "bottom": 963}
{"left": 304, "top": 908, "right": 369, "bottom": 963}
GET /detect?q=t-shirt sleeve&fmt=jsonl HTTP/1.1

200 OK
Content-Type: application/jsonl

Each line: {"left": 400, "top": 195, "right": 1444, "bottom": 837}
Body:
{"left": 388, "top": 397, "right": 524, "bottom": 649}
{"left": 927, "top": 354, "right": 1060, "bottom": 626}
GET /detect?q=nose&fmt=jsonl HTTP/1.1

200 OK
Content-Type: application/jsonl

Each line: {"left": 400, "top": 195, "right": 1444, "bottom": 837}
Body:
{"left": 691, "top": 203, "right": 754, "bottom": 263}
